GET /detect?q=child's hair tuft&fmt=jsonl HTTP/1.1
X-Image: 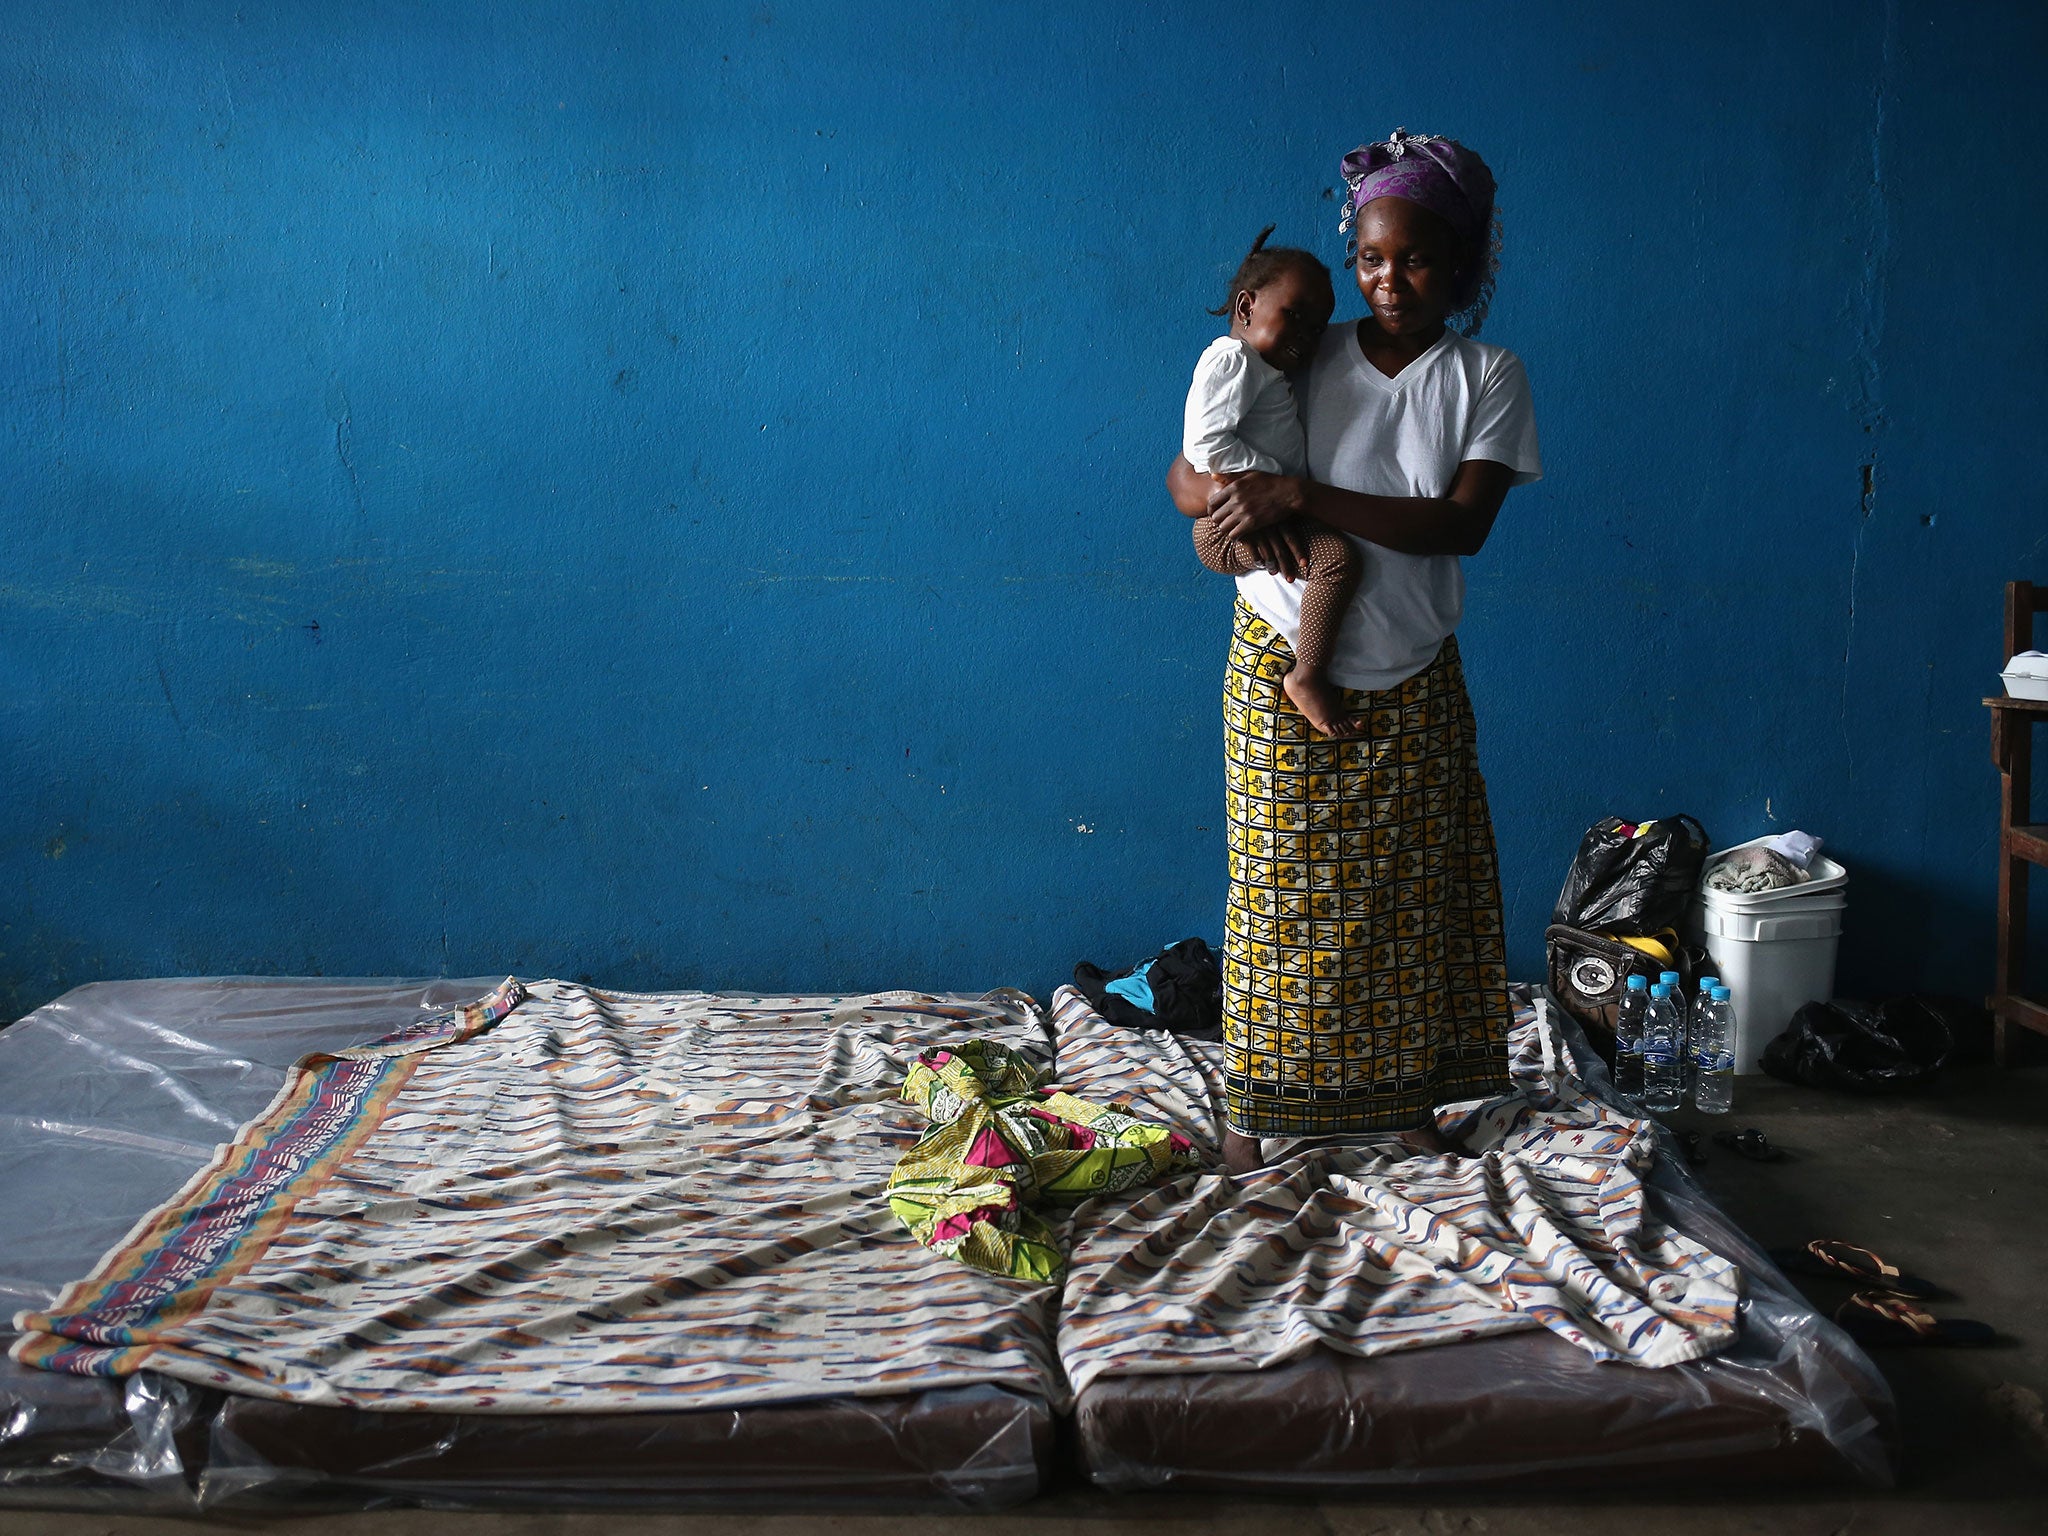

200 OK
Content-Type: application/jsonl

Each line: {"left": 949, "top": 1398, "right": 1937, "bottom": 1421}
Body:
{"left": 1209, "top": 226, "right": 1330, "bottom": 317}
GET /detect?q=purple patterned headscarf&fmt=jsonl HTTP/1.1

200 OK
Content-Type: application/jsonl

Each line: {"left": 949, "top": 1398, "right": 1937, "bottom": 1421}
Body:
{"left": 1338, "top": 127, "right": 1500, "bottom": 330}
{"left": 1339, "top": 127, "right": 1496, "bottom": 248}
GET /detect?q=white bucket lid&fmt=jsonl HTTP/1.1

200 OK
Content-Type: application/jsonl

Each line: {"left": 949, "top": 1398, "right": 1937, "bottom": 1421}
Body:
{"left": 1699, "top": 833, "right": 1848, "bottom": 909}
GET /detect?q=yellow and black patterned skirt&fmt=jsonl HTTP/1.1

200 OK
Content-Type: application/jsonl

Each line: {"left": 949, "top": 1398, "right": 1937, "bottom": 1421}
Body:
{"left": 1223, "top": 601, "right": 1511, "bottom": 1136}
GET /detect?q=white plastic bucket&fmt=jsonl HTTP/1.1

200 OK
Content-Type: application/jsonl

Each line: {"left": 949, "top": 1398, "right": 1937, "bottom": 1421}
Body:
{"left": 1697, "top": 891, "right": 1845, "bottom": 1073}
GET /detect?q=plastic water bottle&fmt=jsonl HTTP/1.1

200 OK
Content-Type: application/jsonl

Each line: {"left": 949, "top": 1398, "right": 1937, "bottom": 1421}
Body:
{"left": 1686, "top": 975, "right": 1721, "bottom": 1091}
{"left": 1643, "top": 982, "right": 1685, "bottom": 1113}
{"left": 1613, "top": 974, "right": 1649, "bottom": 1098}
{"left": 1691, "top": 986, "right": 1736, "bottom": 1114}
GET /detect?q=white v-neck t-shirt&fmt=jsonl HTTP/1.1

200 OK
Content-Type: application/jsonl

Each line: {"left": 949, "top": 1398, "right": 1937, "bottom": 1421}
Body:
{"left": 1234, "top": 323, "right": 1541, "bottom": 690}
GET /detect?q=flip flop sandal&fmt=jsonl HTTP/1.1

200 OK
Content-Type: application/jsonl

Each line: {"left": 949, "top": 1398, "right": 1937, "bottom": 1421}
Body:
{"left": 1769, "top": 1239, "right": 1945, "bottom": 1299}
{"left": 1834, "top": 1290, "right": 1994, "bottom": 1347}
{"left": 1712, "top": 1127, "right": 1788, "bottom": 1163}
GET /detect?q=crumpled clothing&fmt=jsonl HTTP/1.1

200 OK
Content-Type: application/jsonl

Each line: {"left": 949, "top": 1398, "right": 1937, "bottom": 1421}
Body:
{"left": 886, "top": 1039, "right": 1200, "bottom": 1283}
{"left": 1704, "top": 844, "right": 1811, "bottom": 893}
{"left": 1073, "top": 937, "right": 1224, "bottom": 1040}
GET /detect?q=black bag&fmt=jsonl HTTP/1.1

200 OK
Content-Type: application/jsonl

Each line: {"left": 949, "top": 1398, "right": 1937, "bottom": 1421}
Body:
{"left": 1545, "top": 922, "right": 1710, "bottom": 1059}
{"left": 1760, "top": 998, "right": 1954, "bottom": 1093}
{"left": 1551, "top": 815, "right": 1710, "bottom": 936}
{"left": 1073, "top": 938, "right": 1222, "bottom": 1040}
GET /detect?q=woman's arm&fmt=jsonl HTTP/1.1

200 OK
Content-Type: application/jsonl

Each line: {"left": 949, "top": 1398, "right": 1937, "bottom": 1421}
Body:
{"left": 1166, "top": 453, "right": 1213, "bottom": 517}
{"left": 1166, "top": 455, "right": 1314, "bottom": 579}
{"left": 1202, "top": 459, "right": 1519, "bottom": 558}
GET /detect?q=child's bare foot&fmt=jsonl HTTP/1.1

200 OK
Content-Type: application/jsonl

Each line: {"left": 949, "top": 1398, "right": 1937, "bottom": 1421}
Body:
{"left": 1282, "top": 666, "right": 1363, "bottom": 738}
{"left": 1222, "top": 1130, "right": 1264, "bottom": 1176}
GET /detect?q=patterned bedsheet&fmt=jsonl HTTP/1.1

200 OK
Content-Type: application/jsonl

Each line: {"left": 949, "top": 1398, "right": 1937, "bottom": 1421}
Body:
{"left": 12, "top": 980, "right": 1063, "bottom": 1414}
{"left": 1050, "top": 986, "right": 1742, "bottom": 1396}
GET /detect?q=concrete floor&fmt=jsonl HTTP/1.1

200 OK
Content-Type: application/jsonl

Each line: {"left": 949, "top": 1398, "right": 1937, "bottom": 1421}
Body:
{"left": 6, "top": 1056, "right": 2046, "bottom": 1535}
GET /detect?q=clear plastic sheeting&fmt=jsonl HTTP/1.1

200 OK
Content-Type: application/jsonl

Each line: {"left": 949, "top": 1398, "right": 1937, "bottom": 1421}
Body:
{"left": 0, "top": 978, "right": 1051, "bottom": 1511}
{"left": 1071, "top": 990, "right": 1898, "bottom": 1493}
{"left": 1, "top": 976, "right": 1896, "bottom": 1507}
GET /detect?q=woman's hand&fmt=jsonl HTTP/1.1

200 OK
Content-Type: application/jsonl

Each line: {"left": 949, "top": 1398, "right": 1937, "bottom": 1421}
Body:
{"left": 1236, "top": 522, "right": 1313, "bottom": 582}
{"left": 1205, "top": 470, "right": 1306, "bottom": 541}
{"left": 1165, "top": 456, "right": 1311, "bottom": 578}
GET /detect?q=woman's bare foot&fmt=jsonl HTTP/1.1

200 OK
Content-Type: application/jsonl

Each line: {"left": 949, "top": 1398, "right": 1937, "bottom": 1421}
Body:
{"left": 1222, "top": 1130, "right": 1264, "bottom": 1176}
{"left": 1282, "top": 665, "right": 1363, "bottom": 738}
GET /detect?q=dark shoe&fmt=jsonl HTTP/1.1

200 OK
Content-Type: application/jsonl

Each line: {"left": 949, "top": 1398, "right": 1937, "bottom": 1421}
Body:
{"left": 1771, "top": 1239, "right": 1944, "bottom": 1300}
{"left": 1835, "top": 1289, "right": 1994, "bottom": 1347}
{"left": 1712, "top": 1126, "right": 1788, "bottom": 1163}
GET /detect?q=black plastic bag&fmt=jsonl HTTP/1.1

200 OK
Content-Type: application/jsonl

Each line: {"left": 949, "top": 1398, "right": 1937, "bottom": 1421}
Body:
{"left": 1760, "top": 998, "right": 1954, "bottom": 1093}
{"left": 1551, "top": 815, "right": 1710, "bottom": 936}
{"left": 1073, "top": 938, "right": 1222, "bottom": 1040}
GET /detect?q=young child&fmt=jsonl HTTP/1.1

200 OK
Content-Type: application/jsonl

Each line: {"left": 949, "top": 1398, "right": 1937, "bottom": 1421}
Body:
{"left": 1183, "top": 228, "right": 1360, "bottom": 737}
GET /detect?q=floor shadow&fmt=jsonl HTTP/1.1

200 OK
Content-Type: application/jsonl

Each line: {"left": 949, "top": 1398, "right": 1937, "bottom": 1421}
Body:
{"left": 1673, "top": 1065, "right": 2048, "bottom": 1497}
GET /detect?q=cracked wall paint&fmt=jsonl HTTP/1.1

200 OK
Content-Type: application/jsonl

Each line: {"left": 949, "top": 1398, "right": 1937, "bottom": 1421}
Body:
{"left": 2, "top": 2, "right": 2044, "bottom": 1019}
{"left": 1837, "top": 0, "right": 1899, "bottom": 780}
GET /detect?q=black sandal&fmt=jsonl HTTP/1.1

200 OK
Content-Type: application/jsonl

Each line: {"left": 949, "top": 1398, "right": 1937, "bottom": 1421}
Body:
{"left": 1770, "top": 1239, "right": 1945, "bottom": 1299}
{"left": 1712, "top": 1127, "right": 1788, "bottom": 1163}
{"left": 1835, "top": 1289, "right": 1994, "bottom": 1347}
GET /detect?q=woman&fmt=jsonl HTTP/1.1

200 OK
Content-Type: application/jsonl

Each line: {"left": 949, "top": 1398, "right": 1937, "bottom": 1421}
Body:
{"left": 1166, "top": 131, "right": 1541, "bottom": 1175}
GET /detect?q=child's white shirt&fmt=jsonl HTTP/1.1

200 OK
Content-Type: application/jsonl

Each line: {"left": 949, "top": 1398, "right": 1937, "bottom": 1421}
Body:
{"left": 1182, "top": 337, "right": 1307, "bottom": 476}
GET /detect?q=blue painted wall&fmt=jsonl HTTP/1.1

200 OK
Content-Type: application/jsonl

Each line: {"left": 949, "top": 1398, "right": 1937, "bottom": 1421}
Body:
{"left": 4, "top": 1, "right": 2044, "bottom": 1018}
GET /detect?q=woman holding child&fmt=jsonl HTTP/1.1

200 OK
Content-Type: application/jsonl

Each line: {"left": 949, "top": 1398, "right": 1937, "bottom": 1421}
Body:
{"left": 1167, "top": 130, "right": 1542, "bottom": 1175}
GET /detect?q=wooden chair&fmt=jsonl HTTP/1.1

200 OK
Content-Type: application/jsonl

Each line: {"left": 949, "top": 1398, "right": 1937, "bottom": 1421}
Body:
{"left": 1988, "top": 579, "right": 2048, "bottom": 1064}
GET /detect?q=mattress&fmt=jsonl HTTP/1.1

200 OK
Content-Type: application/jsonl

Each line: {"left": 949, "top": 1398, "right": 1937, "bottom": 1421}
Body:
{"left": 1048, "top": 985, "right": 1898, "bottom": 1491}
{"left": 0, "top": 978, "right": 1056, "bottom": 1509}
{"left": 1, "top": 974, "right": 1896, "bottom": 1510}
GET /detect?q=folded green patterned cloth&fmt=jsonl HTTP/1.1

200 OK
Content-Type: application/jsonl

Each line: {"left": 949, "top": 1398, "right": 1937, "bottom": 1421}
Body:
{"left": 887, "top": 1039, "right": 1200, "bottom": 1283}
